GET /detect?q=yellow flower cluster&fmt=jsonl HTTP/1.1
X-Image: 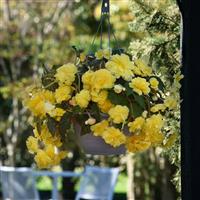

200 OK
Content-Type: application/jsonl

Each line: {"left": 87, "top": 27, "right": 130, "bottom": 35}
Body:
{"left": 55, "top": 63, "right": 77, "bottom": 85}
{"left": 82, "top": 69, "right": 115, "bottom": 91}
{"left": 128, "top": 117, "right": 145, "bottom": 133}
{"left": 55, "top": 85, "right": 71, "bottom": 103}
{"left": 90, "top": 120, "right": 109, "bottom": 136}
{"left": 133, "top": 59, "right": 152, "bottom": 77}
{"left": 102, "top": 127, "right": 126, "bottom": 147}
{"left": 106, "top": 54, "right": 134, "bottom": 80}
{"left": 126, "top": 114, "right": 164, "bottom": 153}
{"left": 126, "top": 134, "right": 151, "bottom": 153}
{"left": 129, "top": 77, "right": 150, "bottom": 95}
{"left": 90, "top": 120, "right": 126, "bottom": 147}
{"left": 95, "top": 49, "right": 111, "bottom": 60}
{"left": 24, "top": 50, "right": 178, "bottom": 168}
{"left": 75, "top": 89, "right": 91, "bottom": 108}
{"left": 26, "top": 125, "right": 67, "bottom": 168}
{"left": 25, "top": 90, "right": 55, "bottom": 117}
{"left": 80, "top": 69, "right": 115, "bottom": 113}
{"left": 108, "top": 105, "right": 129, "bottom": 124}
{"left": 150, "top": 96, "right": 178, "bottom": 113}
{"left": 48, "top": 108, "right": 65, "bottom": 121}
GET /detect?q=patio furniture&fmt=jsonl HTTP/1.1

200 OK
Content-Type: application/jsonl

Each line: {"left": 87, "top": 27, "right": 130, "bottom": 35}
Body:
{"left": 0, "top": 166, "right": 81, "bottom": 200}
{"left": 75, "top": 166, "right": 119, "bottom": 200}
{"left": 0, "top": 166, "right": 39, "bottom": 200}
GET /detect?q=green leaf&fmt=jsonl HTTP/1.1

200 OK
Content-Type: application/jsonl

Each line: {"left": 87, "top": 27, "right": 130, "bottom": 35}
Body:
{"left": 72, "top": 106, "right": 82, "bottom": 114}
{"left": 59, "top": 112, "right": 71, "bottom": 135}
{"left": 131, "top": 102, "right": 144, "bottom": 118}
{"left": 74, "top": 114, "right": 90, "bottom": 135}
{"left": 41, "top": 70, "right": 58, "bottom": 92}
{"left": 35, "top": 117, "right": 43, "bottom": 133}
{"left": 90, "top": 103, "right": 101, "bottom": 122}
{"left": 124, "top": 82, "right": 134, "bottom": 96}
{"left": 47, "top": 115, "right": 58, "bottom": 135}
{"left": 112, "top": 48, "right": 124, "bottom": 55}
{"left": 132, "top": 92, "right": 146, "bottom": 109}
{"left": 108, "top": 90, "right": 129, "bottom": 106}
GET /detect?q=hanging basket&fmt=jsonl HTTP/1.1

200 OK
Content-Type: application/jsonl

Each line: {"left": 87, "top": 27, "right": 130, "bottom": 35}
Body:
{"left": 24, "top": 0, "right": 174, "bottom": 169}
{"left": 74, "top": 122, "right": 129, "bottom": 155}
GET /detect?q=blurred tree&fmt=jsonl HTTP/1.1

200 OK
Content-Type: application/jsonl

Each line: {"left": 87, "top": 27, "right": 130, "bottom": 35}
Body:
{"left": 129, "top": 0, "right": 181, "bottom": 199}
{"left": 0, "top": 0, "right": 132, "bottom": 198}
{"left": 0, "top": 0, "right": 181, "bottom": 199}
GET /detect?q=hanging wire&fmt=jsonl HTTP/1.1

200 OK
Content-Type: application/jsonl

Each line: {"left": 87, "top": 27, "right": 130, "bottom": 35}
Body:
{"left": 89, "top": 0, "right": 121, "bottom": 52}
{"left": 89, "top": 16, "right": 103, "bottom": 53}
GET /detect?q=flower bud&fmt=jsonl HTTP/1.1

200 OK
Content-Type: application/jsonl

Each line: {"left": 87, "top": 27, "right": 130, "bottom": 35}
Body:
{"left": 85, "top": 118, "right": 96, "bottom": 125}
{"left": 114, "top": 84, "right": 125, "bottom": 94}
{"left": 69, "top": 98, "right": 76, "bottom": 106}
{"left": 142, "top": 110, "right": 148, "bottom": 118}
{"left": 152, "top": 96, "right": 158, "bottom": 101}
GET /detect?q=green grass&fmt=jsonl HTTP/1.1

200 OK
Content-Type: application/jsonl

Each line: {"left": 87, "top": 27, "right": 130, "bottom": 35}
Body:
{"left": 36, "top": 173, "right": 127, "bottom": 193}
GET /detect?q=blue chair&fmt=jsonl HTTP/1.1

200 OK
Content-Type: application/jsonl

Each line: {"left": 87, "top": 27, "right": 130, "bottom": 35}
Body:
{"left": 75, "top": 166, "right": 119, "bottom": 200}
{"left": 0, "top": 166, "right": 82, "bottom": 200}
{"left": 0, "top": 166, "right": 39, "bottom": 200}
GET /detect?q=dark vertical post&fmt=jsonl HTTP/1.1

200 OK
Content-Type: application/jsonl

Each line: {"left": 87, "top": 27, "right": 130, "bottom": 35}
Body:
{"left": 180, "top": 0, "right": 200, "bottom": 199}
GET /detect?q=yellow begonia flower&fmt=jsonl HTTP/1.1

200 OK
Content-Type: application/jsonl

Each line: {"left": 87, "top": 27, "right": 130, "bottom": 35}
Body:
{"left": 95, "top": 49, "right": 111, "bottom": 60}
{"left": 82, "top": 70, "right": 94, "bottom": 90}
{"left": 103, "top": 49, "right": 111, "bottom": 60}
{"left": 126, "top": 134, "right": 151, "bottom": 153}
{"left": 149, "top": 77, "right": 159, "bottom": 90}
{"left": 129, "top": 77, "right": 150, "bottom": 95}
{"left": 106, "top": 54, "right": 134, "bottom": 80}
{"left": 91, "top": 90, "right": 108, "bottom": 104}
{"left": 150, "top": 104, "right": 166, "bottom": 113}
{"left": 55, "top": 63, "right": 77, "bottom": 85}
{"left": 128, "top": 117, "right": 145, "bottom": 133}
{"left": 108, "top": 105, "right": 129, "bottom": 124}
{"left": 95, "top": 49, "right": 104, "bottom": 59}
{"left": 143, "top": 114, "right": 164, "bottom": 134}
{"left": 82, "top": 69, "right": 115, "bottom": 91}
{"left": 48, "top": 108, "right": 65, "bottom": 121}
{"left": 142, "top": 114, "right": 164, "bottom": 145}
{"left": 133, "top": 59, "right": 152, "bottom": 77}
{"left": 55, "top": 85, "right": 71, "bottom": 103}
{"left": 98, "top": 99, "right": 113, "bottom": 113}
{"left": 26, "top": 90, "right": 55, "bottom": 117}
{"left": 164, "top": 96, "right": 178, "bottom": 110}
{"left": 28, "top": 125, "right": 67, "bottom": 168}
{"left": 34, "top": 149, "right": 52, "bottom": 169}
{"left": 75, "top": 89, "right": 91, "bottom": 108}
{"left": 102, "top": 127, "right": 126, "bottom": 147}
{"left": 91, "top": 120, "right": 109, "bottom": 136}
{"left": 26, "top": 136, "right": 38, "bottom": 154}
{"left": 91, "top": 69, "right": 116, "bottom": 91}
{"left": 149, "top": 131, "right": 164, "bottom": 146}
{"left": 34, "top": 145, "right": 68, "bottom": 169}
{"left": 33, "top": 125, "right": 62, "bottom": 147}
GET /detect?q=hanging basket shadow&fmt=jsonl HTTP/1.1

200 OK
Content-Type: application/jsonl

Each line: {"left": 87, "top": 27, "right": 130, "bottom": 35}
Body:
{"left": 74, "top": 122, "right": 128, "bottom": 155}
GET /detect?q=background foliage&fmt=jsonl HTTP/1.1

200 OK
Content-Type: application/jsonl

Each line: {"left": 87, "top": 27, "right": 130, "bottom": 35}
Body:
{"left": 0, "top": 0, "right": 180, "bottom": 199}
